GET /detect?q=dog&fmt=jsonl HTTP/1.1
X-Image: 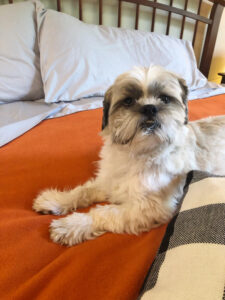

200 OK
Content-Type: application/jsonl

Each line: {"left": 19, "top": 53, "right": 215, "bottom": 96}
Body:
{"left": 33, "top": 65, "right": 225, "bottom": 246}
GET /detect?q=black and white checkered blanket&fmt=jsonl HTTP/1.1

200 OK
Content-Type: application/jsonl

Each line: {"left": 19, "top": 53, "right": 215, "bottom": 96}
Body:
{"left": 138, "top": 171, "right": 225, "bottom": 300}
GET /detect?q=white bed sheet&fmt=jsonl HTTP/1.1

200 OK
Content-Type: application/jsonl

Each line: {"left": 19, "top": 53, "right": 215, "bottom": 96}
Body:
{"left": 0, "top": 101, "right": 64, "bottom": 147}
{"left": 0, "top": 85, "right": 224, "bottom": 147}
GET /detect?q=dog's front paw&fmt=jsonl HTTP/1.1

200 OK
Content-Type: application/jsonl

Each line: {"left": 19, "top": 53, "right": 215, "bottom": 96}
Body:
{"left": 33, "top": 189, "right": 71, "bottom": 215}
{"left": 50, "top": 213, "right": 96, "bottom": 246}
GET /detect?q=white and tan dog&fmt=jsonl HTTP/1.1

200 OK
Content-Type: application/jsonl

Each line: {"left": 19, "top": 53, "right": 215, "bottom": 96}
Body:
{"left": 33, "top": 66, "right": 225, "bottom": 246}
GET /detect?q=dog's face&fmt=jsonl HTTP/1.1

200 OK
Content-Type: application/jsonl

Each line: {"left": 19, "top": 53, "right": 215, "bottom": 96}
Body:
{"left": 102, "top": 66, "right": 188, "bottom": 148}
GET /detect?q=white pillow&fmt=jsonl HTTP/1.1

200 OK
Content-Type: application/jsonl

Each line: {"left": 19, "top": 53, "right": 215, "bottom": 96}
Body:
{"left": 36, "top": 1, "right": 207, "bottom": 103}
{"left": 0, "top": 1, "right": 44, "bottom": 102}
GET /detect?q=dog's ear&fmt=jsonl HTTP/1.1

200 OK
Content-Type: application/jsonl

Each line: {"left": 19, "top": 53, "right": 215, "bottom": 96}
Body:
{"left": 178, "top": 78, "right": 188, "bottom": 104}
{"left": 102, "top": 86, "right": 112, "bottom": 130}
{"left": 178, "top": 78, "right": 188, "bottom": 124}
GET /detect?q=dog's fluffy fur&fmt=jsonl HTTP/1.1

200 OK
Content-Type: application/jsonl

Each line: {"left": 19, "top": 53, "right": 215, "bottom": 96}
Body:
{"left": 33, "top": 66, "right": 225, "bottom": 246}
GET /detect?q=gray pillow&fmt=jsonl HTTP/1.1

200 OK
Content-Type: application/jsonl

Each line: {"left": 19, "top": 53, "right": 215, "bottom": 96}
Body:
{"left": 0, "top": 1, "right": 44, "bottom": 102}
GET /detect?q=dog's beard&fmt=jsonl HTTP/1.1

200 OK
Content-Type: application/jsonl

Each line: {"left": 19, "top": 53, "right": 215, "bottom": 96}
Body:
{"left": 110, "top": 107, "right": 184, "bottom": 149}
{"left": 110, "top": 112, "right": 161, "bottom": 146}
{"left": 110, "top": 111, "right": 141, "bottom": 144}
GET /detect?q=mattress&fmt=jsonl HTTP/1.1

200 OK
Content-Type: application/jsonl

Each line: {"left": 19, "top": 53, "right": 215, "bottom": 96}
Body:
{"left": 0, "top": 94, "right": 225, "bottom": 299}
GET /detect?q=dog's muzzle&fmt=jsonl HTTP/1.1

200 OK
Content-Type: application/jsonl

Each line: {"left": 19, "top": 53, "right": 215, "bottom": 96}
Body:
{"left": 140, "top": 105, "right": 159, "bottom": 131}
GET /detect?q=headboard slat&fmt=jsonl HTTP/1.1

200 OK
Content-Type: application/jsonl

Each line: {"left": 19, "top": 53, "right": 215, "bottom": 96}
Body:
{"left": 99, "top": 0, "right": 102, "bottom": 24}
{"left": 79, "top": 0, "right": 83, "bottom": 20}
{"left": 192, "top": 0, "right": 202, "bottom": 47}
{"left": 118, "top": 0, "right": 122, "bottom": 27}
{"left": 166, "top": 0, "right": 173, "bottom": 35}
{"left": 135, "top": 3, "right": 140, "bottom": 29}
{"left": 180, "top": 0, "right": 188, "bottom": 39}
{"left": 151, "top": 0, "right": 157, "bottom": 32}
{"left": 57, "top": 0, "right": 61, "bottom": 12}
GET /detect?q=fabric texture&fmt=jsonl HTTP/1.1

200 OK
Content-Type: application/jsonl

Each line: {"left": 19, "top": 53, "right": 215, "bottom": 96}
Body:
{"left": 0, "top": 1, "right": 44, "bottom": 102}
{"left": 0, "top": 96, "right": 104, "bottom": 147}
{"left": 138, "top": 171, "right": 225, "bottom": 300}
{"left": 0, "top": 101, "right": 64, "bottom": 147}
{"left": 0, "top": 95, "right": 225, "bottom": 300}
{"left": 35, "top": 0, "right": 209, "bottom": 103}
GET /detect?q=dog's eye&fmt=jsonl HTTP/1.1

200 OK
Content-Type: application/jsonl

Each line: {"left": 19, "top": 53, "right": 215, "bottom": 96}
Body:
{"left": 123, "top": 97, "right": 134, "bottom": 106}
{"left": 159, "top": 95, "right": 171, "bottom": 104}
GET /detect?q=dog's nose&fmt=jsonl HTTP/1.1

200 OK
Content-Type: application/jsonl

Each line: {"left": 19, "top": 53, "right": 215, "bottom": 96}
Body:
{"left": 141, "top": 105, "right": 158, "bottom": 116}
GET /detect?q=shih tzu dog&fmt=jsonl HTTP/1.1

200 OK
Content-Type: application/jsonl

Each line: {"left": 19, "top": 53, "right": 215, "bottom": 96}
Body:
{"left": 33, "top": 65, "right": 225, "bottom": 246}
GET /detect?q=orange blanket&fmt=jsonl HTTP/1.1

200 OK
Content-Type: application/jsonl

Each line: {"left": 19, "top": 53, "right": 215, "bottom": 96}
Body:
{"left": 0, "top": 94, "right": 225, "bottom": 300}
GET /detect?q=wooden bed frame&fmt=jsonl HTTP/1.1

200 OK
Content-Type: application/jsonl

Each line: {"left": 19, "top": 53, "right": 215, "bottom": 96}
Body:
{"left": 8, "top": 0, "right": 225, "bottom": 78}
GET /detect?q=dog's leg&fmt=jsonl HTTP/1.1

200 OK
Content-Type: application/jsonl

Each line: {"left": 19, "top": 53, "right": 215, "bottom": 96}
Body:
{"left": 50, "top": 201, "right": 171, "bottom": 246}
{"left": 33, "top": 179, "right": 106, "bottom": 215}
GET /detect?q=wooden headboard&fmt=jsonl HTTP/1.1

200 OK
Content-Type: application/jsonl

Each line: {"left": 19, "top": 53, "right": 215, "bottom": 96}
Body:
{"left": 7, "top": 0, "right": 225, "bottom": 78}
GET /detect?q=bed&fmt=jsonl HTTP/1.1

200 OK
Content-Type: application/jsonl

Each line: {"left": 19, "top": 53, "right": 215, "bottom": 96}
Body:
{"left": 0, "top": 0, "right": 225, "bottom": 299}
